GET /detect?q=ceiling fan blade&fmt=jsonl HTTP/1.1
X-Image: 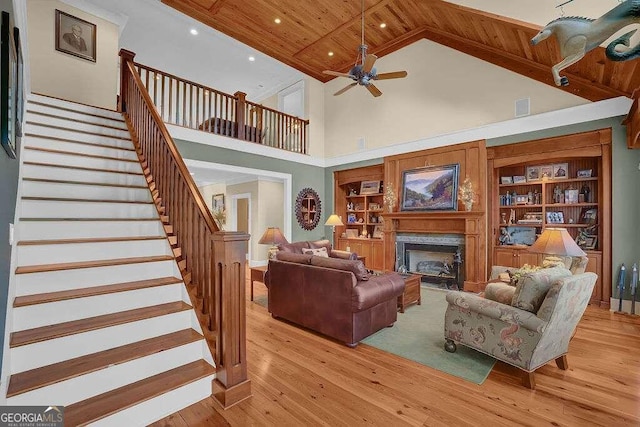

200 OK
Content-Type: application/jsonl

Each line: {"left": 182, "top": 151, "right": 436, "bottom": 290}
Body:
{"left": 375, "top": 71, "right": 408, "bottom": 80}
{"left": 366, "top": 83, "right": 382, "bottom": 97}
{"left": 363, "top": 54, "right": 377, "bottom": 74}
{"left": 323, "top": 70, "right": 354, "bottom": 78}
{"left": 334, "top": 82, "right": 358, "bottom": 96}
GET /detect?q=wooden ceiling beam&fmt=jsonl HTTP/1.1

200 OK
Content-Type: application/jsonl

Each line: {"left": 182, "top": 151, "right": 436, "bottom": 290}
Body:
{"left": 420, "top": 25, "right": 627, "bottom": 102}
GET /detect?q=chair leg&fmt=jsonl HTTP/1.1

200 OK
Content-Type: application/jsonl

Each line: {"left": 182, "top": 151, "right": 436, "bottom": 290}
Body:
{"left": 523, "top": 371, "right": 536, "bottom": 389}
{"left": 555, "top": 355, "right": 569, "bottom": 370}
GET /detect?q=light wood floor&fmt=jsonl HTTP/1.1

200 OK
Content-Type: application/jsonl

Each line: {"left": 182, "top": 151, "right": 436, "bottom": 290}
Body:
{"left": 153, "top": 277, "right": 640, "bottom": 426}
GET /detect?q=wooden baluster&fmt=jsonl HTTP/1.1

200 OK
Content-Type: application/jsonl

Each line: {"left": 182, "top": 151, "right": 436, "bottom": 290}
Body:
{"left": 212, "top": 232, "right": 251, "bottom": 409}
{"left": 168, "top": 78, "right": 173, "bottom": 124}
{"left": 160, "top": 73, "right": 165, "bottom": 121}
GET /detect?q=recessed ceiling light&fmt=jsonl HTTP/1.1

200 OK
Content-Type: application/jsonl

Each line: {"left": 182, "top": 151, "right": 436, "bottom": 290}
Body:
{"left": 328, "top": 51, "right": 334, "bottom": 56}
{"left": 380, "top": 23, "right": 387, "bottom": 28}
{"left": 190, "top": 28, "right": 198, "bottom": 35}
{"left": 155, "top": 75, "right": 160, "bottom": 80}
{"left": 274, "top": 18, "right": 281, "bottom": 24}
{"left": 248, "top": 56, "right": 255, "bottom": 62}
{"left": 190, "top": 172, "right": 195, "bottom": 176}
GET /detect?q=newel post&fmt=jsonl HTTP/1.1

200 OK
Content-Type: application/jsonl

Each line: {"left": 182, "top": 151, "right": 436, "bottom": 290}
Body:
{"left": 118, "top": 49, "right": 136, "bottom": 113}
{"left": 211, "top": 232, "right": 251, "bottom": 409}
{"left": 234, "top": 91, "right": 246, "bottom": 141}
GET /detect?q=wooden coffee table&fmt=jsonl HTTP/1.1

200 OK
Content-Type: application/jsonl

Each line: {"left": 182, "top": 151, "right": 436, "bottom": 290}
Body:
{"left": 398, "top": 274, "right": 422, "bottom": 313}
{"left": 250, "top": 265, "right": 268, "bottom": 301}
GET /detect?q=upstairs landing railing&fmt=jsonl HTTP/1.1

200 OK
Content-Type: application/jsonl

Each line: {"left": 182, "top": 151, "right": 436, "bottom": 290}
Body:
{"left": 119, "top": 49, "right": 251, "bottom": 408}
{"left": 133, "top": 62, "right": 310, "bottom": 155}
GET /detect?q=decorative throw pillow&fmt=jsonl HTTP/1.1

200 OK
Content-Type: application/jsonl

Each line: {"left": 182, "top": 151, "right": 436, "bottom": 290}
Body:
{"left": 302, "top": 247, "right": 329, "bottom": 258}
{"left": 511, "top": 266, "right": 572, "bottom": 313}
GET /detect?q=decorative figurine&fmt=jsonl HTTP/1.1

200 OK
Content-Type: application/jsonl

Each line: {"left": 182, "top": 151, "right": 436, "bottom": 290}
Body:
{"left": 531, "top": 0, "right": 640, "bottom": 87}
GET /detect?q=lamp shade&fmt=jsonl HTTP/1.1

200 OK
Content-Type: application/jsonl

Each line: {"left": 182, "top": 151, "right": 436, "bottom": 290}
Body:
{"left": 258, "top": 227, "right": 288, "bottom": 246}
{"left": 528, "top": 228, "right": 586, "bottom": 257}
{"left": 325, "top": 214, "right": 344, "bottom": 227}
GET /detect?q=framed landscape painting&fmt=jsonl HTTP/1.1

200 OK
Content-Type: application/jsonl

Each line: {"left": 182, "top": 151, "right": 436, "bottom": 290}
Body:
{"left": 401, "top": 163, "right": 459, "bottom": 211}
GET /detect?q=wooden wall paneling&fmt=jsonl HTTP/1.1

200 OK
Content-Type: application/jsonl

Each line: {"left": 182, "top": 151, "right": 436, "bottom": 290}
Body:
{"left": 600, "top": 142, "right": 612, "bottom": 307}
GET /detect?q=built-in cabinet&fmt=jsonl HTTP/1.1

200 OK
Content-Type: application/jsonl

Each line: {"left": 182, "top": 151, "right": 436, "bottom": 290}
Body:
{"left": 487, "top": 129, "right": 611, "bottom": 307}
{"left": 333, "top": 165, "right": 385, "bottom": 271}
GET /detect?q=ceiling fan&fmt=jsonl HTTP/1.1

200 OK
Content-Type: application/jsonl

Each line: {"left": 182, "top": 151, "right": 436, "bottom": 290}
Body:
{"left": 323, "top": 0, "right": 408, "bottom": 97}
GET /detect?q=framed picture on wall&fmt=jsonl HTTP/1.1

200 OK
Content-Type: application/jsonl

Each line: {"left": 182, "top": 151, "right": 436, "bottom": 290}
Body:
{"left": 401, "top": 163, "right": 459, "bottom": 211}
{"left": 1, "top": 11, "right": 17, "bottom": 158}
{"left": 55, "top": 9, "right": 96, "bottom": 62}
{"left": 213, "top": 193, "right": 225, "bottom": 212}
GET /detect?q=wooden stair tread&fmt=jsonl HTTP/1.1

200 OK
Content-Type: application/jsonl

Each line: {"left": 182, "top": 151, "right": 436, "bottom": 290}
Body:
{"left": 14, "top": 276, "right": 183, "bottom": 307}
{"left": 26, "top": 121, "right": 131, "bottom": 141}
{"left": 28, "top": 100, "right": 124, "bottom": 122}
{"left": 22, "top": 177, "right": 146, "bottom": 189}
{"left": 25, "top": 146, "right": 139, "bottom": 163}
{"left": 22, "top": 196, "right": 153, "bottom": 204}
{"left": 15, "top": 255, "right": 174, "bottom": 275}
{"left": 6, "top": 329, "right": 203, "bottom": 397}
{"left": 10, "top": 301, "right": 192, "bottom": 347}
{"left": 27, "top": 110, "right": 128, "bottom": 131}
{"left": 25, "top": 133, "right": 135, "bottom": 152}
{"left": 23, "top": 161, "right": 143, "bottom": 176}
{"left": 19, "top": 217, "right": 159, "bottom": 222}
{"left": 30, "top": 93, "right": 122, "bottom": 116}
{"left": 64, "top": 360, "right": 215, "bottom": 427}
{"left": 18, "top": 236, "right": 166, "bottom": 246}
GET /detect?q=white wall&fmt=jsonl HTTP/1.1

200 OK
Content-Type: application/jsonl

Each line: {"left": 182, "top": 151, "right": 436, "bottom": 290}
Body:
{"left": 257, "top": 180, "right": 284, "bottom": 261}
{"left": 323, "top": 39, "right": 588, "bottom": 158}
{"left": 27, "top": 0, "right": 118, "bottom": 109}
{"left": 305, "top": 76, "right": 325, "bottom": 158}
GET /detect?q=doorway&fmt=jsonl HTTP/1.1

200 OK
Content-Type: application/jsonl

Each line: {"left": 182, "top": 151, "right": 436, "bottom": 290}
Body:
{"left": 230, "top": 193, "right": 251, "bottom": 261}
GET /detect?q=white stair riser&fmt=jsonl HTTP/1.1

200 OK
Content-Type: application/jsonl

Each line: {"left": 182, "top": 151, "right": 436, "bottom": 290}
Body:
{"left": 24, "top": 150, "right": 142, "bottom": 174}
{"left": 17, "top": 220, "right": 165, "bottom": 241}
{"left": 26, "top": 136, "right": 138, "bottom": 160}
{"left": 28, "top": 94, "right": 123, "bottom": 121}
{"left": 11, "top": 311, "right": 192, "bottom": 373}
{"left": 22, "top": 164, "right": 146, "bottom": 187}
{"left": 13, "top": 284, "right": 184, "bottom": 330}
{"left": 27, "top": 103, "right": 126, "bottom": 129}
{"left": 16, "top": 260, "right": 180, "bottom": 295}
{"left": 20, "top": 199, "right": 157, "bottom": 219}
{"left": 94, "top": 374, "right": 215, "bottom": 427}
{"left": 17, "top": 239, "right": 172, "bottom": 267}
{"left": 7, "top": 341, "right": 205, "bottom": 407}
{"left": 26, "top": 112, "right": 131, "bottom": 139}
{"left": 24, "top": 124, "right": 133, "bottom": 149}
{"left": 22, "top": 181, "right": 151, "bottom": 203}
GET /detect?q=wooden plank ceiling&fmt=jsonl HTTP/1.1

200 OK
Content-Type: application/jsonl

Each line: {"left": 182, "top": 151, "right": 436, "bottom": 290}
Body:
{"left": 162, "top": 0, "right": 640, "bottom": 102}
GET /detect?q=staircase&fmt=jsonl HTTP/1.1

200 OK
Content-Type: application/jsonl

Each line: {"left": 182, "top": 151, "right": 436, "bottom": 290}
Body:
{"left": 2, "top": 94, "right": 216, "bottom": 426}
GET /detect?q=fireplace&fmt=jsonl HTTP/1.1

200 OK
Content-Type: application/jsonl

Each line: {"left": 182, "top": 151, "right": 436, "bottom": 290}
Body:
{"left": 396, "top": 234, "right": 464, "bottom": 290}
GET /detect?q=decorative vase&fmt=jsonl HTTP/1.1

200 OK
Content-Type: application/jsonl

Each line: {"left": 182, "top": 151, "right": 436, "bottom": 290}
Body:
{"left": 464, "top": 200, "right": 473, "bottom": 212}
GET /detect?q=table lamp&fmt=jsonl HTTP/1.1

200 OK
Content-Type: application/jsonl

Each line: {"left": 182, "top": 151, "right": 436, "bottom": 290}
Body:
{"left": 258, "top": 227, "right": 288, "bottom": 260}
{"left": 528, "top": 227, "right": 586, "bottom": 264}
{"left": 325, "top": 214, "right": 344, "bottom": 233}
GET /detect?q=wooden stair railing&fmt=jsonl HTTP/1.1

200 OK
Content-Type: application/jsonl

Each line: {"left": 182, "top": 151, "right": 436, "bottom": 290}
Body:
{"left": 131, "top": 61, "right": 310, "bottom": 154}
{"left": 119, "top": 49, "right": 251, "bottom": 408}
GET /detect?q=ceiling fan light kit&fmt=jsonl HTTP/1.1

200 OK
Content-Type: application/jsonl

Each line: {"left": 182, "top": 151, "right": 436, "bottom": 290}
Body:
{"left": 323, "top": 0, "right": 407, "bottom": 97}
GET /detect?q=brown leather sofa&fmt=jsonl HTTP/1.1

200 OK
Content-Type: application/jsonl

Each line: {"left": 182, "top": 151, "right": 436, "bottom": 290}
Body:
{"left": 276, "top": 239, "right": 358, "bottom": 260}
{"left": 266, "top": 247, "right": 405, "bottom": 347}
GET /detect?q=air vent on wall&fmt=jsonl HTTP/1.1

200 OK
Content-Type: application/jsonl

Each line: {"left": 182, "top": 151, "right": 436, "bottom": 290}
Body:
{"left": 515, "top": 98, "right": 530, "bottom": 117}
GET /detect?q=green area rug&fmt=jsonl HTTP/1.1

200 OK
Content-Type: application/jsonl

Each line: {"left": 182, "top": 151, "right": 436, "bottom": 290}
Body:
{"left": 253, "top": 288, "right": 495, "bottom": 384}
{"left": 362, "top": 288, "right": 495, "bottom": 384}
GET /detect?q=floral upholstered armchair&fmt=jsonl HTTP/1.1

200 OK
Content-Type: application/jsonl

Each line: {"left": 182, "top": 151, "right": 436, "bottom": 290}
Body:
{"left": 444, "top": 270, "right": 597, "bottom": 388}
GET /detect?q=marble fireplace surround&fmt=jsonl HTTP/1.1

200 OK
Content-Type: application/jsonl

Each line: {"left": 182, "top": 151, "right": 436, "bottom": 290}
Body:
{"left": 382, "top": 211, "right": 486, "bottom": 291}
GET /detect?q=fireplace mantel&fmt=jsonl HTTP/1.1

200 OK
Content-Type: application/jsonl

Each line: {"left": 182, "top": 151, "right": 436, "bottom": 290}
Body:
{"left": 381, "top": 211, "right": 486, "bottom": 291}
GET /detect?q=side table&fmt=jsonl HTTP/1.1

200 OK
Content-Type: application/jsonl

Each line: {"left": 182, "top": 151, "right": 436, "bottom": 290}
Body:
{"left": 398, "top": 274, "right": 422, "bottom": 313}
{"left": 250, "top": 265, "right": 268, "bottom": 301}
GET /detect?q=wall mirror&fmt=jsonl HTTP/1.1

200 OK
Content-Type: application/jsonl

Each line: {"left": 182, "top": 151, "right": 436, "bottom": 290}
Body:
{"left": 295, "top": 187, "right": 321, "bottom": 230}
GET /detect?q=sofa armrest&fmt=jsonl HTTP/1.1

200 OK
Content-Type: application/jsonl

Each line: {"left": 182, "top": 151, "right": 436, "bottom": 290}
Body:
{"left": 352, "top": 273, "right": 405, "bottom": 312}
{"left": 331, "top": 249, "right": 357, "bottom": 260}
{"left": 445, "top": 292, "right": 546, "bottom": 333}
